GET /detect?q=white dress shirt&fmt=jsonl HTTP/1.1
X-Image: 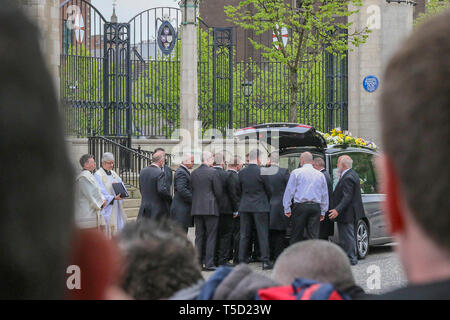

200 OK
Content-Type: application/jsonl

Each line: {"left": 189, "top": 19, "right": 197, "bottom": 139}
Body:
{"left": 282, "top": 163, "right": 329, "bottom": 215}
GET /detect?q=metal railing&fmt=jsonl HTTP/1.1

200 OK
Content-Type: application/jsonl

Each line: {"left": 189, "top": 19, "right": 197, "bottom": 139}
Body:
{"left": 88, "top": 136, "right": 152, "bottom": 189}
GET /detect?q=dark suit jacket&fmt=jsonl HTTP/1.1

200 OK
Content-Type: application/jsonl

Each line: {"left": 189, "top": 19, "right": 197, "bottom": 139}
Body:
{"left": 213, "top": 166, "right": 234, "bottom": 214}
{"left": 266, "top": 165, "right": 290, "bottom": 230}
{"left": 138, "top": 165, "right": 171, "bottom": 220}
{"left": 331, "top": 169, "right": 365, "bottom": 224}
{"left": 226, "top": 169, "right": 241, "bottom": 213}
{"left": 320, "top": 168, "right": 334, "bottom": 237}
{"left": 238, "top": 164, "right": 272, "bottom": 213}
{"left": 321, "top": 169, "right": 333, "bottom": 208}
{"left": 170, "top": 165, "right": 193, "bottom": 228}
{"left": 163, "top": 164, "right": 173, "bottom": 204}
{"left": 190, "top": 164, "right": 223, "bottom": 216}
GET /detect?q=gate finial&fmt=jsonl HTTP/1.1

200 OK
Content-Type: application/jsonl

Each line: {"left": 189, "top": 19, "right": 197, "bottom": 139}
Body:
{"left": 111, "top": 0, "right": 118, "bottom": 23}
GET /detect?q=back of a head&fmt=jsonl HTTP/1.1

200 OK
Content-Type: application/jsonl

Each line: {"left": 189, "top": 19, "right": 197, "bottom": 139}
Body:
{"left": 202, "top": 150, "right": 213, "bottom": 164}
{"left": 272, "top": 240, "right": 355, "bottom": 291}
{"left": 213, "top": 152, "right": 224, "bottom": 166}
{"left": 0, "top": 1, "right": 75, "bottom": 299}
{"left": 300, "top": 152, "right": 313, "bottom": 164}
{"left": 313, "top": 157, "right": 325, "bottom": 169}
{"left": 380, "top": 10, "right": 450, "bottom": 252}
{"left": 269, "top": 151, "right": 280, "bottom": 165}
{"left": 118, "top": 219, "right": 203, "bottom": 300}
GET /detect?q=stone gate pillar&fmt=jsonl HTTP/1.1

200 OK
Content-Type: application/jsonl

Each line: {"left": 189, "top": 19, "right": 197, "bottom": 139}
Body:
{"left": 348, "top": 0, "right": 414, "bottom": 145}
{"left": 20, "top": 0, "right": 60, "bottom": 98}
{"left": 179, "top": 0, "right": 199, "bottom": 148}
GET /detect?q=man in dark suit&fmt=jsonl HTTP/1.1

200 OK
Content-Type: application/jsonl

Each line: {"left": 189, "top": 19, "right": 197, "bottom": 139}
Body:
{"left": 191, "top": 151, "right": 223, "bottom": 271}
{"left": 213, "top": 153, "right": 235, "bottom": 267}
{"left": 170, "top": 153, "right": 194, "bottom": 234}
{"left": 138, "top": 151, "right": 171, "bottom": 220}
{"left": 313, "top": 157, "right": 334, "bottom": 240}
{"left": 154, "top": 147, "right": 173, "bottom": 207}
{"left": 264, "top": 151, "right": 291, "bottom": 262}
{"left": 329, "top": 155, "right": 365, "bottom": 266}
{"left": 226, "top": 155, "right": 243, "bottom": 265}
{"left": 238, "top": 149, "right": 273, "bottom": 270}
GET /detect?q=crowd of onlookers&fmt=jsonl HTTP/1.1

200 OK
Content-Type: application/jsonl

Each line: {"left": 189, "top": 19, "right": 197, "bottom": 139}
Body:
{"left": 0, "top": 0, "right": 449, "bottom": 300}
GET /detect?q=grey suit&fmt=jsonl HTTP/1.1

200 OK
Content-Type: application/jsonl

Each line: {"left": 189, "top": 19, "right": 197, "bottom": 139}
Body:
{"left": 138, "top": 165, "right": 171, "bottom": 220}
{"left": 332, "top": 169, "right": 365, "bottom": 264}
{"left": 191, "top": 164, "right": 223, "bottom": 268}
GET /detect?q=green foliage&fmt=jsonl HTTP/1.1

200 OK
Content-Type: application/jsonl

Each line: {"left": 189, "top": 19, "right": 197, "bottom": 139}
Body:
{"left": 415, "top": 0, "right": 450, "bottom": 27}
{"left": 224, "top": 0, "right": 369, "bottom": 122}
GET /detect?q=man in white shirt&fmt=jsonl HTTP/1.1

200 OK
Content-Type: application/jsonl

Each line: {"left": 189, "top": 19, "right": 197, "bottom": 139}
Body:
{"left": 283, "top": 152, "right": 329, "bottom": 244}
{"left": 75, "top": 154, "right": 107, "bottom": 229}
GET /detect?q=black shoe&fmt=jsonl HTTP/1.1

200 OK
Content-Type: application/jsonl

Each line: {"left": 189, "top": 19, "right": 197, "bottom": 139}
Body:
{"left": 203, "top": 266, "right": 217, "bottom": 272}
{"left": 350, "top": 260, "right": 358, "bottom": 266}
{"left": 262, "top": 261, "right": 273, "bottom": 270}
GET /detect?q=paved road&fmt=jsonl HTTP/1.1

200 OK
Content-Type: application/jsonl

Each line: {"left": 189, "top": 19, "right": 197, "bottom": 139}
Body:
{"left": 187, "top": 228, "right": 407, "bottom": 296}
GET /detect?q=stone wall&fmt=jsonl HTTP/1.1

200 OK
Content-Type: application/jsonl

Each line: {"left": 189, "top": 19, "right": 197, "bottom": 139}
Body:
{"left": 20, "top": 0, "right": 60, "bottom": 97}
{"left": 348, "top": 0, "right": 414, "bottom": 146}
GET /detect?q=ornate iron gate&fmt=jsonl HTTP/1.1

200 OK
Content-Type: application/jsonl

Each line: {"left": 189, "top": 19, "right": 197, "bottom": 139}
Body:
{"left": 60, "top": 1, "right": 347, "bottom": 138}
{"left": 212, "top": 27, "right": 233, "bottom": 133}
{"left": 60, "top": 1, "right": 181, "bottom": 138}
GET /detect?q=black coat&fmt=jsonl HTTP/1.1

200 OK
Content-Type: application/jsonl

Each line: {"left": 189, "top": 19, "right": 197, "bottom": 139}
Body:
{"left": 238, "top": 164, "right": 272, "bottom": 213}
{"left": 320, "top": 168, "right": 334, "bottom": 237}
{"left": 138, "top": 165, "right": 171, "bottom": 220}
{"left": 331, "top": 169, "right": 365, "bottom": 224}
{"left": 190, "top": 164, "right": 223, "bottom": 216}
{"left": 226, "top": 169, "right": 241, "bottom": 213}
{"left": 163, "top": 164, "right": 173, "bottom": 204}
{"left": 170, "top": 165, "right": 193, "bottom": 228}
{"left": 213, "top": 166, "right": 234, "bottom": 214}
{"left": 265, "top": 165, "right": 290, "bottom": 230}
{"left": 321, "top": 169, "right": 333, "bottom": 209}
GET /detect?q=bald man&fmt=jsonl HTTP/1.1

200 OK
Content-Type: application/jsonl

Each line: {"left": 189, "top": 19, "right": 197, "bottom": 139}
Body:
{"left": 329, "top": 155, "right": 364, "bottom": 265}
{"left": 283, "top": 152, "right": 329, "bottom": 244}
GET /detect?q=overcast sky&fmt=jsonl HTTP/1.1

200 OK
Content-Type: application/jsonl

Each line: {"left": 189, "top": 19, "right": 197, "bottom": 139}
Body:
{"left": 92, "top": 0, "right": 179, "bottom": 22}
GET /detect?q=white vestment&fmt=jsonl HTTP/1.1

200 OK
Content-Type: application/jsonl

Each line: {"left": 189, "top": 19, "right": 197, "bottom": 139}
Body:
{"left": 94, "top": 167, "right": 128, "bottom": 237}
{"left": 75, "top": 170, "right": 106, "bottom": 229}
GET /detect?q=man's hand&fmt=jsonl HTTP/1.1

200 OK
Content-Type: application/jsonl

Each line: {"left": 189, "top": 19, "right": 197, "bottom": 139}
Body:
{"left": 285, "top": 212, "right": 291, "bottom": 218}
{"left": 320, "top": 215, "right": 325, "bottom": 222}
{"left": 114, "top": 193, "right": 122, "bottom": 201}
{"left": 101, "top": 200, "right": 107, "bottom": 209}
{"left": 329, "top": 209, "right": 339, "bottom": 220}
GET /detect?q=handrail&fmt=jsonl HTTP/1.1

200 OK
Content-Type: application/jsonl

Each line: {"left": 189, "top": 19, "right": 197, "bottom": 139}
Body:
{"left": 88, "top": 136, "right": 153, "bottom": 189}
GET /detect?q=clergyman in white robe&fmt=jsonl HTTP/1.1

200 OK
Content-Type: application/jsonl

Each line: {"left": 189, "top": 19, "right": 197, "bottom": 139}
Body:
{"left": 94, "top": 167, "right": 128, "bottom": 237}
{"left": 75, "top": 169, "right": 106, "bottom": 229}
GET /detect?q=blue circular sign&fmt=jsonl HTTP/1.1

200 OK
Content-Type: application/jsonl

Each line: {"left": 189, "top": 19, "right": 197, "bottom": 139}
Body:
{"left": 157, "top": 21, "right": 177, "bottom": 55}
{"left": 363, "top": 75, "right": 379, "bottom": 93}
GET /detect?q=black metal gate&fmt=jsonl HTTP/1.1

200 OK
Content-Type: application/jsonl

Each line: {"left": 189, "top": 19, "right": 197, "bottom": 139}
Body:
{"left": 60, "top": 1, "right": 181, "bottom": 138}
{"left": 212, "top": 28, "right": 233, "bottom": 133}
{"left": 61, "top": 1, "right": 347, "bottom": 138}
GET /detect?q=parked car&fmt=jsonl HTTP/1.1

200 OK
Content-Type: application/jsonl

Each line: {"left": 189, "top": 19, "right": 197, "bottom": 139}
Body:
{"left": 235, "top": 123, "right": 392, "bottom": 259}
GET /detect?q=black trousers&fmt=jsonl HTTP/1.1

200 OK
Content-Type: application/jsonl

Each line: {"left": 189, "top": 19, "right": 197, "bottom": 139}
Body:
{"left": 290, "top": 202, "right": 321, "bottom": 245}
{"left": 239, "top": 212, "right": 270, "bottom": 263}
{"left": 231, "top": 216, "right": 240, "bottom": 263}
{"left": 319, "top": 213, "right": 334, "bottom": 240}
{"left": 217, "top": 214, "right": 235, "bottom": 265}
{"left": 194, "top": 215, "right": 219, "bottom": 268}
{"left": 269, "top": 229, "right": 288, "bottom": 262}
